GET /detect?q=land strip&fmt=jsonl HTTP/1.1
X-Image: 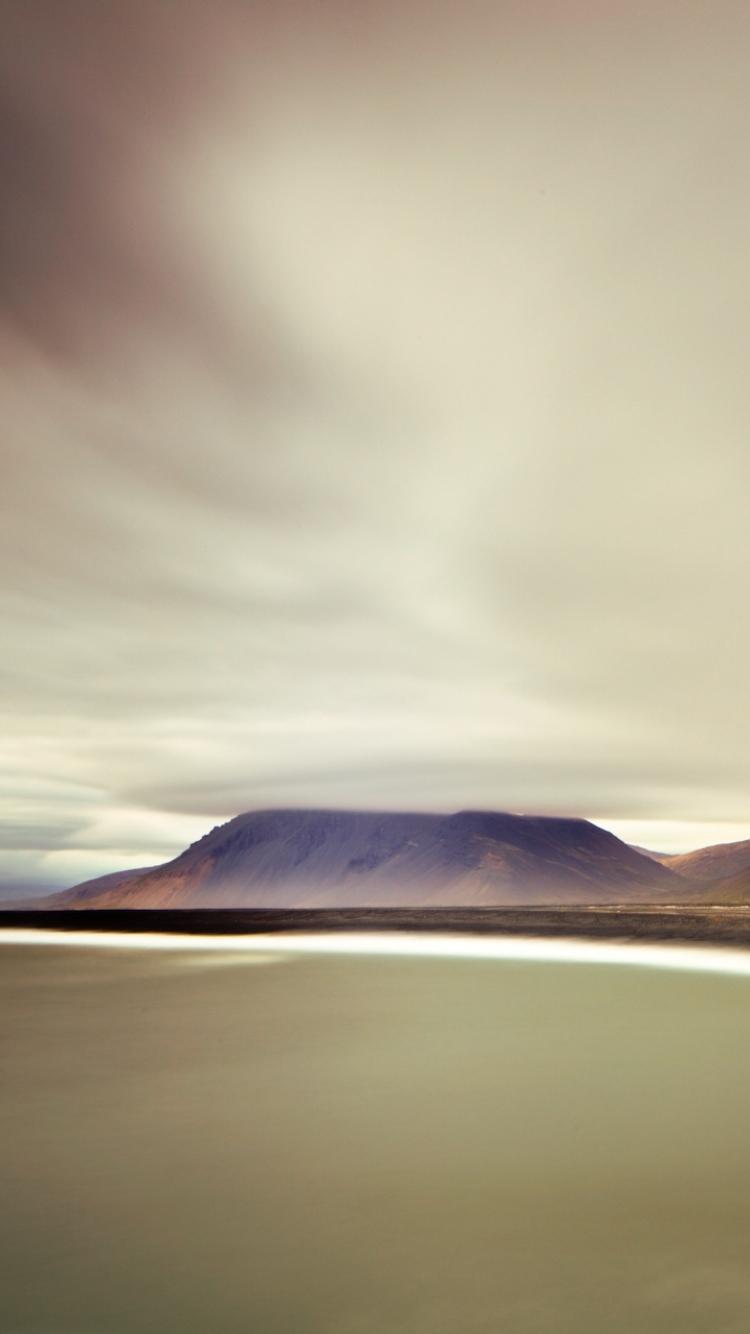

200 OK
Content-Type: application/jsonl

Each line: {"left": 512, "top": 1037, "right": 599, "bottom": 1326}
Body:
{"left": 4, "top": 906, "right": 750, "bottom": 946}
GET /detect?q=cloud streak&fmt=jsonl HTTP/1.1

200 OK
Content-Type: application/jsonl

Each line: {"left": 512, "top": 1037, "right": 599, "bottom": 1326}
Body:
{"left": 3, "top": 1, "right": 750, "bottom": 892}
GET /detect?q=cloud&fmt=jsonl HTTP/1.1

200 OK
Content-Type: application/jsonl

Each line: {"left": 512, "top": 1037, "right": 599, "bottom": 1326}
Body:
{"left": 2, "top": 1, "right": 750, "bottom": 887}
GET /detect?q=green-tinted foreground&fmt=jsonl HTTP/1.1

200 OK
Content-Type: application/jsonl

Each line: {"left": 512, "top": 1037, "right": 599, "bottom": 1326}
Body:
{"left": 2, "top": 940, "right": 750, "bottom": 1334}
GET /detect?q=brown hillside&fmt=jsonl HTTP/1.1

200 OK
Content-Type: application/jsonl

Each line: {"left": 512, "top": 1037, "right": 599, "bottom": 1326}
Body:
{"left": 659, "top": 839, "right": 750, "bottom": 887}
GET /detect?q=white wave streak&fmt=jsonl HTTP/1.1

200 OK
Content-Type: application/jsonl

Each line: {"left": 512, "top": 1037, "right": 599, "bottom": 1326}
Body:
{"left": 2, "top": 929, "right": 750, "bottom": 976}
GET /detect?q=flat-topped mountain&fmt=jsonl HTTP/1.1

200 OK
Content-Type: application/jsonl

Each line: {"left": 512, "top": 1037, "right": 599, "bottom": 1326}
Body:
{"left": 46, "top": 808, "right": 703, "bottom": 908}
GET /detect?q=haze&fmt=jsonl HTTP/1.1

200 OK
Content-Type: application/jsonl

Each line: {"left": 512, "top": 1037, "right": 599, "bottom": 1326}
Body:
{"left": 2, "top": 0, "right": 750, "bottom": 896}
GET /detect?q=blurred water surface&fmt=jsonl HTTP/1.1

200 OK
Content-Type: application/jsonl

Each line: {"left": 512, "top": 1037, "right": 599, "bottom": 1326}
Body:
{"left": 2, "top": 938, "right": 750, "bottom": 1334}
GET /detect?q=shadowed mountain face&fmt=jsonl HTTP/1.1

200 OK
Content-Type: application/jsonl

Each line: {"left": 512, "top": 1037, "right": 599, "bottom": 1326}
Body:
{"left": 47, "top": 809, "right": 702, "bottom": 908}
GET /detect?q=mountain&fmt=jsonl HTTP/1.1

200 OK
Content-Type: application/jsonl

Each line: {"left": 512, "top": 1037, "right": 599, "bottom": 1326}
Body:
{"left": 628, "top": 844, "right": 671, "bottom": 862}
{"left": 657, "top": 838, "right": 750, "bottom": 889}
{"left": 42, "top": 866, "right": 160, "bottom": 907}
{"left": 48, "top": 808, "right": 698, "bottom": 908}
{"left": 697, "top": 866, "right": 750, "bottom": 903}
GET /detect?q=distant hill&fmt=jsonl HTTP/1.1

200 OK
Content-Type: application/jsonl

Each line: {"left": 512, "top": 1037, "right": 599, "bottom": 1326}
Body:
{"left": 657, "top": 838, "right": 750, "bottom": 892}
{"left": 697, "top": 866, "right": 750, "bottom": 903}
{"left": 0, "top": 886, "right": 65, "bottom": 909}
{"left": 628, "top": 844, "right": 671, "bottom": 862}
{"left": 44, "top": 808, "right": 702, "bottom": 908}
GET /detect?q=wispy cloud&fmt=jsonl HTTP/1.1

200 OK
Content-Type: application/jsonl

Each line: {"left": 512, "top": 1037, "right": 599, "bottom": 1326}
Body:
{"left": 3, "top": 1, "right": 750, "bottom": 891}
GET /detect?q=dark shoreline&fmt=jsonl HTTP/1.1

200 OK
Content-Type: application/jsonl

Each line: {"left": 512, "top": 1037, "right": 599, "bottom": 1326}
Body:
{"left": 4, "top": 906, "right": 750, "bottom": 946}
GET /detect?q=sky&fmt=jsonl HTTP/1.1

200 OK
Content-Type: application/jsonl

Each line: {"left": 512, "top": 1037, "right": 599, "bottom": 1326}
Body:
{"left": 3, "top": 0, "right": 750, "bottom": 897}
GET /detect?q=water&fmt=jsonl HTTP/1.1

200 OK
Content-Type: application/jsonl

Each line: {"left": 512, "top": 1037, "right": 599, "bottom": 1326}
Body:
{"left": 3, "top": 934, "right": 750, "bottom": 1333}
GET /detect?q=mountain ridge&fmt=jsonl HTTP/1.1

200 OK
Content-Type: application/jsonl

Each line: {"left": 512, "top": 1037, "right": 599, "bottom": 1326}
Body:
{"left": 37, "top": 807, "right": 731, "bottom": 909}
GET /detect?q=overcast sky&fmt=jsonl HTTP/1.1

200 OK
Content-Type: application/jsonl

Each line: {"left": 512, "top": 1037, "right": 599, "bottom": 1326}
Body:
{"left": 3, "top": 0, "right": 750, "bottom": 896}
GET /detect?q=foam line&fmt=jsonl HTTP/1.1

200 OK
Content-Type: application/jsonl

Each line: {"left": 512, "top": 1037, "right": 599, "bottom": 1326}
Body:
{"left": 2, "top": 928, "right": 750, "bottom": 976}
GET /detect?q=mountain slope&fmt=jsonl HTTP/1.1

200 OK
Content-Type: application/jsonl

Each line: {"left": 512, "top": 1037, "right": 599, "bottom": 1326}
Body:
{"left": 658, "top": 839, "right": 750, "bottom": 888}
{"left": 42, "top": 866, "right": 159, "bottom": 908}
{"left": 697, "top": 866, "right": 750, "bottom": 903}
{"left": 51, "top": 808, "right": 697, "bottom": 908}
